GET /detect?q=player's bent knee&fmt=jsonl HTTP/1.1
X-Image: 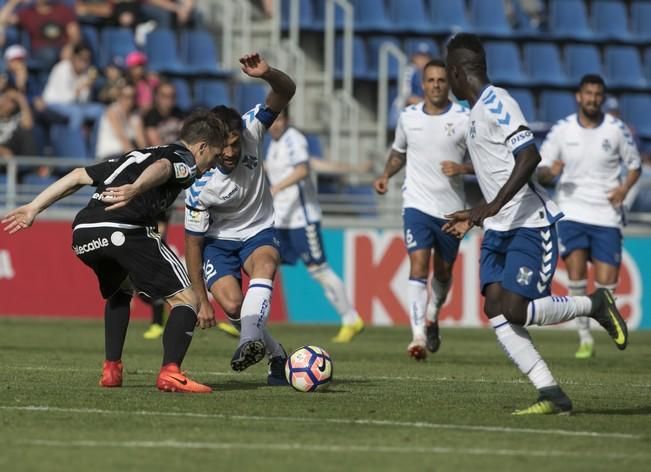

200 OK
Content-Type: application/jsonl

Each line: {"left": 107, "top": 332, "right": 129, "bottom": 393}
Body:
{"left": 220, "top": 299, "right": 242, "bottom": 317}
{"left": 166, "top": 288, "right": 198, "bottom": 311}
{"left": 483, "top": 299, "right": 502, "bottom": 319}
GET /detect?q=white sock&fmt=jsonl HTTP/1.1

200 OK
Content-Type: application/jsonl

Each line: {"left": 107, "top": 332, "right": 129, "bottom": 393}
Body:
{"left": 426, "top": 277, "right": 451, "bottom": 323}
{"left": 490, "top": 315, "right": 557, "bottom": 390}
{"left": 309, "top": 264, "right": 359, "bottom": 325}
{"left": 568, "top": 279, "right": 592, "bottom": 344}
{"left": 239, "top": 278, "right": 273, "bottom": 343}
{"left": 262, "top": 328, "right": 284, "bottom": 358}
{"left": 525, "top": 295, "right": 592, "bottom": 327}
{"left": 408, "top": 278, "right": 428, "bottom": 340}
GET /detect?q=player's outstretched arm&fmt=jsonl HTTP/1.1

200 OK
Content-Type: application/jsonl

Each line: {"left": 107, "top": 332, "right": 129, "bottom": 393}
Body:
{"left": 239, "top": 53, "right": 296, "bottom": 112}
{"left": 102, "top": 158, "right": 172, "bottom": 210}
{"left": 2, "top": 167, "right": 92, "bottom": 234}
{"left": 374, "top": 149, "right": 406, "bottom": 194}
{"left": 185, "top": 233, "right": 215, "bottom": 329}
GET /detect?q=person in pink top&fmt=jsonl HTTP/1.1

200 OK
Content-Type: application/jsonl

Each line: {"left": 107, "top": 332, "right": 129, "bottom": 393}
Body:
{"left": 124, "top": 51, "right": 159, "bottom": 113}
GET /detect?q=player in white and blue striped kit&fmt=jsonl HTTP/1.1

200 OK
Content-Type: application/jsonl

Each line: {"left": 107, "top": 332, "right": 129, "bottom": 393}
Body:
{"left": 538, "top": 74, "right": 641, "bottom": 359}
{"left": 443, "top": 34, "right": 629, "bottom": 415}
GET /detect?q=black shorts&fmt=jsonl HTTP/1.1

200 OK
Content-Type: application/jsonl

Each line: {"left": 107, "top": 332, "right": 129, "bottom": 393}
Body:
{"left": 72, "top": 224, "right": 191, "bottom": 299}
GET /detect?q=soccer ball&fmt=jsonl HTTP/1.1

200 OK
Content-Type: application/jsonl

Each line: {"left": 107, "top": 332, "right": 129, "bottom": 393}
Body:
{"left": 285, "top": 345, "right": 333, "bottom": 392}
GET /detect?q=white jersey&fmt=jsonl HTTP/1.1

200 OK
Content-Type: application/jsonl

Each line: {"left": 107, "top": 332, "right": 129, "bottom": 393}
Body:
{"left": 265, "top": 127, "right": 321, "bottom": 229}
{"left": 540, "top": 113, "right": 641, "bottom": 228}
{"left": 392, "top": 101, "right": 469, "bottom": 219}
{"left": 184, "top": 104, "right": 276, "bottom": 241}
{"left": 467, "top": 86, "right": 562, "bottom": 231}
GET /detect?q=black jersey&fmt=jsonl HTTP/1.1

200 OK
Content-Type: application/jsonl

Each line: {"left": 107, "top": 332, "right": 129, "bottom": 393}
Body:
{"left": 73, "top": 143, "right": 196, "bottom": 228}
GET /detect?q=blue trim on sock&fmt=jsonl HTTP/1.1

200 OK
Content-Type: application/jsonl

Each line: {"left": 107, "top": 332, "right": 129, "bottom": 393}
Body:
{"left": 492, "top": 321, "right": 510, "bottom": 329}
{"left": 408, "top": 278, "right": 428, "bottom": 285}
{"left": 530, "top": 301, "right": 536, "bottom": 325}
{"left": 249, "top": 283, "right": 273, "bottom": 290}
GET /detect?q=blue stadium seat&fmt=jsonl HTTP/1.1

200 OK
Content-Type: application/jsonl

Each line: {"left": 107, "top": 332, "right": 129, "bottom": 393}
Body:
{"left": 632, "top": 1, "right": 651, "bottom": 41}
{"left": 523, "top": 43, "right": 569, "bottom": 87}
{"left": 99, "top": 27, "right": 137, "bottom": 69}
{"left": 403, "top": 38, "right": 440, "bottom": 60}
{"left": 305, "top": 133, "right": 323, "bottom": 158}
{"left": 170, "top": 78, "right": 192, "bottom": 111}
{"left": 564, "top": 44, "right": 603, "bottom": 83}
{"left": 592, "top": 0, "right": 633, "bottom": 41}
{"left": 539, "top": 91, "right": 576, "bottom": 124}
{"left": 644, "top": 48, "right": 651, "bottom": 81}
{"left": 387, "top": 0, "right": 432, "bottom": 34}
{"left": 507, "top": 89, "right": 536, "bottom": 123}
{"left": 81, "top": 25, "right": 100, "bottom": 67}
{"left": 281, "top": 0, "right": 318, "bottom": 31}
{"left": 50, "top": 125, "right": 89, "bottom": 159}
{"left": 145, "top": 28, "right": 186, "bottom": 74}
{"left": 235, "top": 82, "right": 268, "bottom": 113}
{"left": 620, "top": 94, "right": 651, "bottom": 138}
{"left": 484, "top": 41, "right": 528, "bottom": 86}
{"left": 312, "top": 0, "right": 345, "bottom": 30}
{"left": 21, "top": 174, "right": 57, "bottom": 188}
{"left": 549, "top": 0, "right": 594, "bottom": 40}
{"left": 469, "top": 0, "right": 512, "bottom": 37}
{"left": 428, "top": 0, "right": 471, "bottom": 34}
{"left": 0, "top": 173, "right": 6, "bottom": 186}
{"left": 335, "top": 36, "right": 371, "bottom": 80}
{"left": 367, "top": 36, "right": 402, "bottom": 80}
{"left": 193, "top": 79, "right": 230, "bottom": 108}
{"left": 351, "top": 0, "right": 393, "bottom": 32}
{"left": 179, "top": 29, "right": 228, "bottom": 76}
{"left": 604, "top": 46, "right": 647, "bottom": 89}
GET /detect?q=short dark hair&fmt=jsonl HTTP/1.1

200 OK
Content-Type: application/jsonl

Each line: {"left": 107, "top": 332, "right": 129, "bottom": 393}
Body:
{"left": 445, "top": 33, "right": 487, "bottom": 77}
{"left": 423, "top": 58, "right": 446, "bottom": 72}
{"left": 180, "top": 108, "right": 228, "bottom": 148}
{"left": 211, "top": 105, "right": 243, "bottom": 133}
{"left": 579, "top": 74, "right": 606, "bottom": 91}
{"left": 73, "top": 42, "right": 91, "bottom": 57}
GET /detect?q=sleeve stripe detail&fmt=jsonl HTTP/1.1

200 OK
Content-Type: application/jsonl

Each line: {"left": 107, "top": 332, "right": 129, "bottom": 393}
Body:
{"left": 512, "top": 141, "right": 537, "bottom": 157}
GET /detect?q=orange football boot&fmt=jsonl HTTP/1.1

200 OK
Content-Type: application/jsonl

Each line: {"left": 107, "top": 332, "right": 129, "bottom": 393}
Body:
{"left": 156, "top": 363, "right": 212, "bottom": 393}
{"left": 99, "top": 360, "right": 123, "bottom": 387}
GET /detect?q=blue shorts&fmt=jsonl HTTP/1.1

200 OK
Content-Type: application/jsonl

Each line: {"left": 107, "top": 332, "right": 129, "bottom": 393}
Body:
{"left": 557, "top": 220, "right": 622, "bottom": 267}
{"left": 202, "top": 228, "right": 280, "bottom": 289}
{"left": 480, "top": 225, "right": 559, "bottom": 300}
{"left": 277, "top": 223, "right": 327, "bottom": 266}
{"left": 402, "top": 208, "right": 461, "bottom": 263}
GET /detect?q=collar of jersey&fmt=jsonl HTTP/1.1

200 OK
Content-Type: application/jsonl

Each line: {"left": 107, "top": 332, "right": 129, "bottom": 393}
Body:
{"left": 421, "top": 101, "right": 452, "bottom": 116}
{"left": 576, "top": 113, "right": 605, "bottom": 129}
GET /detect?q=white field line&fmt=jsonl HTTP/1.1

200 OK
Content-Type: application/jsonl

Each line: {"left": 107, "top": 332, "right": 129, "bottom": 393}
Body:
{"left": 7, "top": 365, "right": 651, "bottom": 388}
{"left": 0, "top": 405, "right": 641, "bottom": 440}
{"left": 16, "top": 439, "right": 648, "bottom": 460}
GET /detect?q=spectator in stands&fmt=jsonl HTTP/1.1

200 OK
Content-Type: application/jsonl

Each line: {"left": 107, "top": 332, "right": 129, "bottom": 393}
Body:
{"left": 142, "top": 0, "right": 196, "bottom": 28}
{"left": 95, "top": 82, "right": 146, "bottom": 160}
{"left": 144, "top": 80, "right": 184, "bottom": 146}
{"left": 0, "top": 87, "right": 36, "bottom": 161}
{"left": 400, "top": 42, "right": 434, "bottom": 108}
{"left": 75, "top": 0, "right": 114, "bottom": 25}
{"left": 42, "top": 43, "right": 104, "bottom": 129}
{"left": 111, "top": 0, "right": 141, "bottom": 27}
{"left": 504, "top": 0, "right": 546, "bottom": 30}
{"left": 124, "top": 51, "right": 158, "bottom": 112}
{"left": 0, "top": 0, "right": 81, "bottom": 70}
{"left": 3, "top": 45, "right": 41, "bottom": 106}
{"left": 97, "top": 60, "right": 127, "bottom": 105}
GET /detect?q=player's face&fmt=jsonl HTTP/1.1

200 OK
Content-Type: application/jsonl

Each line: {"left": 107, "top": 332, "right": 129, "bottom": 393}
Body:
{"left": 445, "top": 61, "right": 465, "bottom": 100}
{"left": 422, "top": 65, "right": 449, "bottom": 108}
{"left": 194, "top": 142, "right": 223, "bottom": 173}
{"left": 576, "top": 83, "right": 605, "bottom": 118}
{"left": 217, "top": 131, "right": 242, "bottom": 170}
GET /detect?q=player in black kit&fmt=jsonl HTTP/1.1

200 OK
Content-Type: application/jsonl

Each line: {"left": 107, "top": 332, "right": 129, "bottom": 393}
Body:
{"left": 2, "top": 109, "right": 228, "bottom": 393}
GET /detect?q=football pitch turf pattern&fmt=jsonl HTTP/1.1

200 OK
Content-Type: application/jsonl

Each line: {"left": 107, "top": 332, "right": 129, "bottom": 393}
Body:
{"left": 1, "top": 317, "right": 650, "bottom": 472}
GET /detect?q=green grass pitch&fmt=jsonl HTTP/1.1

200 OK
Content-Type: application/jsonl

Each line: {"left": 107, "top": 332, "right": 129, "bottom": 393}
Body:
{"left": 1, "top": 316, "right": 650, "bottom": 471}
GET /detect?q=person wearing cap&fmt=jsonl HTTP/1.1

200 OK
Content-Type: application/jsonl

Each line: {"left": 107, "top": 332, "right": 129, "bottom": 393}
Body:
{"left": 125, "top": 50, "right": 159, "bottom": 112}
{"left": 3, "top": 45, "right": 41, "bottom": 106}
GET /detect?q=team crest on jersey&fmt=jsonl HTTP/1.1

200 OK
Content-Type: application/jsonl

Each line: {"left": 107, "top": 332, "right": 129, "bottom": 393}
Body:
{"left": 242, "top": 154, "right": 258, "bottom": 169}
{"left": 445, "top": 123, "right": 455, "bottom": 136}
{"left": 602, "top": 139, "right": 612, "bottom": 152}
{"left": 469, "top": 120, "right": 476, "bottom": 139}
{"left": 516, "top": 266, "right": 533, "bottom": 286}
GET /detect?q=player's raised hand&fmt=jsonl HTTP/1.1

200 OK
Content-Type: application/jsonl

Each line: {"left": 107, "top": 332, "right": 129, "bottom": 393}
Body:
{"left": 607, "top": 185, "right": 627, "bottom": 207}
{"left": 101, "top": 184, "right": 139, "bottom": 210}
{"left": 2, "top": 204, "right": 37, "bottom": 234}
{"left": 441, "top": 160, "right": 462, "bottom": 177}
{"left": 239, "top": 53, "right": 270, "bottom": 78}
{"left": 196, "top": 299, "right": 216, "bottom": 329}
{"left": 373, "top": 175, "right": 389, "bottom": 194}
{"left": 550, "top": 159, "right": 564, "bottom": 177}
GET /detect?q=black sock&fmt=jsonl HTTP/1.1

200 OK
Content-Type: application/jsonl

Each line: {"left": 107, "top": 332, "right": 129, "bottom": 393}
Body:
{"left": 152, "top": 299, "right": 165, "bottom": 325}
{"left": 162, "top": 305, "right": 197, "bottom": 366}
{"left": 104, "top": 291, "right": 132, "bottom": 361}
